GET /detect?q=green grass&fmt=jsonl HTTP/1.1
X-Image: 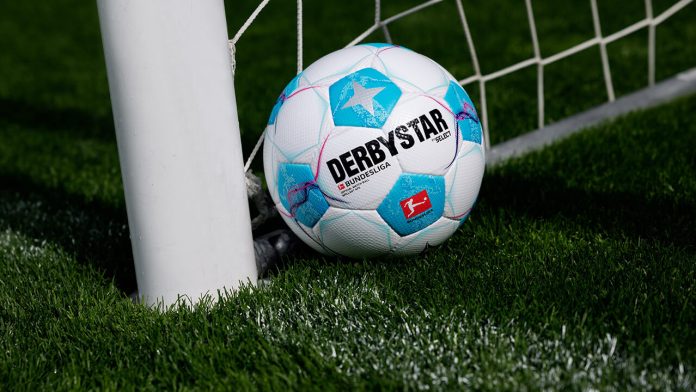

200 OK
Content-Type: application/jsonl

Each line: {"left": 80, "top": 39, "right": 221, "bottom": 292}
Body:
{"left": 1, "top": 0, "right": 696, "bottom": 390}
{"left": 2, "top": 97, "right": 695, "bottom": 389}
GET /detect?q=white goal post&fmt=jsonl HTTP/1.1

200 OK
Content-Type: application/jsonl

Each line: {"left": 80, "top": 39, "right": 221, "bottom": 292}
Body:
{"left": 97, "top": 0, "right": 256, "bottom": 308}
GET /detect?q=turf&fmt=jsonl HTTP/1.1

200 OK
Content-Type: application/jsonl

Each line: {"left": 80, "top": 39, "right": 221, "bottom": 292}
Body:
{"left": 1, "top": 0, "right": 696, "bottom": 390}
{"left": 2, "top": 96, "right": 695, "bottom": 389}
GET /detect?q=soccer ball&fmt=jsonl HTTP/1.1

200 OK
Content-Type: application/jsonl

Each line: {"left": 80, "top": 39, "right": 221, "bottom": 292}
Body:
{"left": 263, "top": 43, "right": 484, "bottom": 258}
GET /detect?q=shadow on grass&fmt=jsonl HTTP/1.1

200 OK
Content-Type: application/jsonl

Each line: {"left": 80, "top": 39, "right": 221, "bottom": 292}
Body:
{"left": 0, "top": 174, "right": 136, "bottom": 294}
{"left": 479, "top": 170, "right": 696, "bottom": 251}
{"left": 0, "top": 97, "right": 115, "bottom": 141}
{"left": 0, "top": 173, "right": 314, "bottom": 295}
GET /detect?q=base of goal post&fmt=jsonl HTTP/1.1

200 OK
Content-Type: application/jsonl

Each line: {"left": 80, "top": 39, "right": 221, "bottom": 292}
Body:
{"left": 127, "top": 227, "right": 294, "bottom": 303}
{"left": 97, "top": 0, "right": 257, "bottom": 308}
{"left": 487, "top": 67, "right": 696, "bottom": 166}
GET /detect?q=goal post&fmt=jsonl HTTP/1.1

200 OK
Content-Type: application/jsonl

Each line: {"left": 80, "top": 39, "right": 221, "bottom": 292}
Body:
{"left": 97, "top": 0, "right": 257, "bottom": 307}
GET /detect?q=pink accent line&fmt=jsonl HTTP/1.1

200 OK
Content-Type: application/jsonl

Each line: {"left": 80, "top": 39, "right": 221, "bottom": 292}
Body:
{"left": 286, "top": 181, "right": 315, "bottom": 217}
{"left": 314, "top": 133, "right": 331, "bottom": 181}
{"left": 283, "top": 131, "right": 347, "bottom": 218}
{"left": 278, "top": 208, "right": 294, "bottom": 218}
{"left": 422, "top": 93, "right": 479, "bottom": 123}
{"left": 286, "top": 85, "right": 323, "bottom": 100}
{"left": 459, "top": 102, "right": 479, "bottom": 123}
{"left": 377, "top": 45, "right": 399, "bottom": 55}
{"left": 287, "top": 182, "right": 314, "bottom": 199}
{"left": 422, "top": 94, "right": 455, "bottom": 116}
{"left": 311, "top": 133, "right": 345, "bottom": 204}
{"left": 444, "top": 121, "right": 460, "bottom": 170}
{"left": 422, "top": 94, "right": 460, "bottom": 169}
{"left": 284, "top": 132, "right": 331, "bottom": 217}
{"left": 451, "top": 208, "right": 472, "bottom": 219}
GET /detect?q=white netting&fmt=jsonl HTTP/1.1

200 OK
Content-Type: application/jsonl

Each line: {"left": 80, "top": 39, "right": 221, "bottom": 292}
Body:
{"left": 229, "top": 0, "right": 694, "bottom": 170}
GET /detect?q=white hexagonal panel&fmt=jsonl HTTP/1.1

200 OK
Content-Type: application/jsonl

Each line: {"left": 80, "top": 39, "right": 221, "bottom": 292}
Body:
{"left": 376, "top": 46, "right": 450, "bottom": 93}
{"left": 303, "top": 45, "right": 376, "bottom": 85}
{"left": 393, "top": 216, "right": 460, "bottom": 255}
{"left": 443, "top": 143, "right": 485, "bottom": 220}
{"left": 314, "top": 207, "right": 396, "bottom": 258}
{"left": 381, "top": 93, "right": 459, "bottom": 176}
{"left": 313, "top": 126, "right": 402, "bottom": 210}
{"left": 272, "top": 86, "right": 332, "bottom": 162}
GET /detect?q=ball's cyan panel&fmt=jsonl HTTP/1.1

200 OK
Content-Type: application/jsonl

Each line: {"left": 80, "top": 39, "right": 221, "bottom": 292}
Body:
{"left": 268, "top": 72, "right": 302, "bottom": 125}
{"left": 444, "top": 81, "right": 482, "bottom": 145}
{"left": 277, "top": 163, "right": 329, "bottom": 228}
{"left": 329, "top": 68, "right": 402, "bottom": 129}
{"left": 276, "top": 203, "right": 330, "bottom": 255}
{"left": 377, "top": 173, "right": 445, "bottom": 236}
{"left": 359, "top": 42, "right": 398, "bottom": 49}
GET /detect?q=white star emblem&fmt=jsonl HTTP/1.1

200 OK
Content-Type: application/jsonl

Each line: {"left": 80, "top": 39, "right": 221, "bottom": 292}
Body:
{"left": 341, "top": 81, "right": 385, "bottom": 116}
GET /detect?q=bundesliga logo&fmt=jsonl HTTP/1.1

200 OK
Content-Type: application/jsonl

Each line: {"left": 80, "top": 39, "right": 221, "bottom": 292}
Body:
{"left": 400, "top": 190, "right": 432, "bottom": 219}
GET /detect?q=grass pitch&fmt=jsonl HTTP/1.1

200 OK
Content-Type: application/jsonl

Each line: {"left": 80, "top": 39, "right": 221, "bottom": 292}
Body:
{"left": 1, "top": 0, "right": 696, "bottom": 390}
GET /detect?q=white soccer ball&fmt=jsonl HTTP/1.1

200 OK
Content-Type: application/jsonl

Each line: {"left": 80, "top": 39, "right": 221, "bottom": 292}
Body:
{"left": 263, "top": 43, "right": 485, "bottom": 258}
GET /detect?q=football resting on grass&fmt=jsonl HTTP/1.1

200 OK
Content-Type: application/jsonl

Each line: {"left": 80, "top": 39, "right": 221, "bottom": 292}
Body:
{"left": 263, "top": 43, "right": 485, "bottom": 258}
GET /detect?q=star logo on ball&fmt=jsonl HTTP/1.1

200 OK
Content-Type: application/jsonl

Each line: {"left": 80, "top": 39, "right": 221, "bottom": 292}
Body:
{"left": 342, "top": 81, "right": 386, "bottom": 116}
{"left": 329, "top": 68, "right": 402, "bottom": 129}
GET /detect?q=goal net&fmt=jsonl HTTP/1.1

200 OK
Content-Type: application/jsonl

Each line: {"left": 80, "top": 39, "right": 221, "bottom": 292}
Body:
{"left": 231, "top": 0, "right": 694, "bottom": 163}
